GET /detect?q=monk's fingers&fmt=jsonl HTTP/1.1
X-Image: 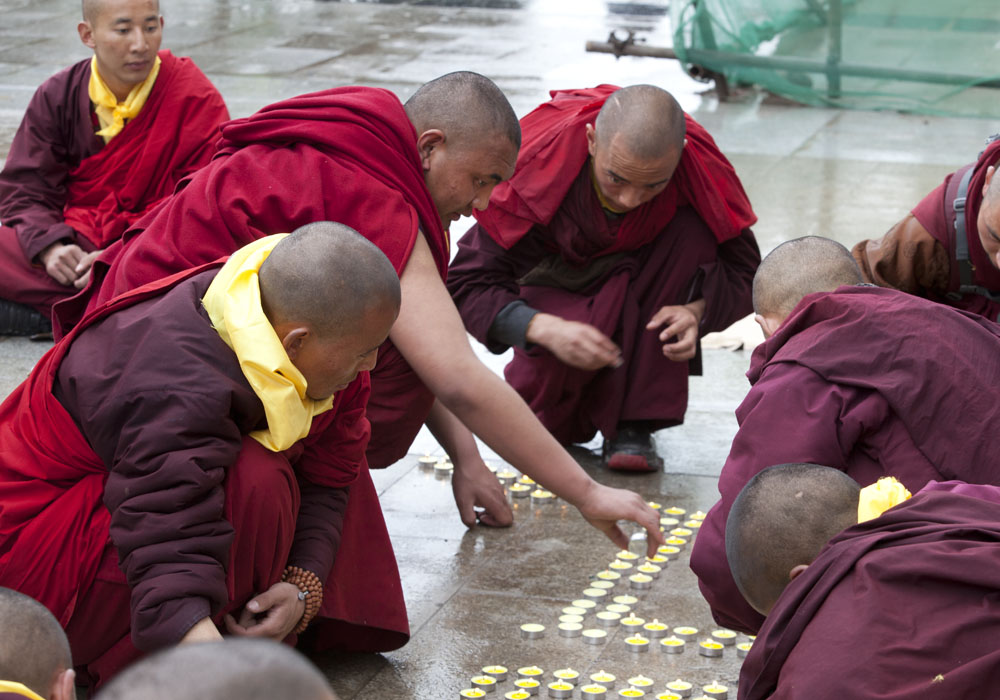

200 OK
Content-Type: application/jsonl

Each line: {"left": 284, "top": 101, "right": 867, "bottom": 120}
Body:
{"left": 74, "top": 252, "right": 98, "bottom": 275}
{"left": 60, "top": 245, "right": 86, "bottom": 267}
{"left": 223, "top": 614, "right": 249, "bottom": 636}
{"left": 74, "top": 268, "right": 92, "bottom": 290}
{"left": 476, "top": 482, "right": 514, "bottom": 528}
{"left": 645, "top": 305, "right": 678, "bottom": 330}
{"left": 657, "top": 312, "right": 696, "bottom": 342}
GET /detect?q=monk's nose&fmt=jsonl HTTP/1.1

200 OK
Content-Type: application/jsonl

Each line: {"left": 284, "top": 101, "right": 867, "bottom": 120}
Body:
{"left": 619, "top": 188, "right": 643, "bottom": 210}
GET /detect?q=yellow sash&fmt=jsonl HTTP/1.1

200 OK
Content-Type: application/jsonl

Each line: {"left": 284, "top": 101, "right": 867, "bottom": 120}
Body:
{"left": 0, "top": 681, "right": 46, "bottom": 700}
{"left": 88, "top": 54, "right": 161, "bottom": 143}
{"left": 857, "top": 476, "right": 912, "bottom": 523}
{"left": 202, "top": 235, "right": 334, "bottom": 452}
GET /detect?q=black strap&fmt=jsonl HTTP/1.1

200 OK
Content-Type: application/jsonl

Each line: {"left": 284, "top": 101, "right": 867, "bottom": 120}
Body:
{"left": 953, "top": 164, "right": 975, "bottom": 288}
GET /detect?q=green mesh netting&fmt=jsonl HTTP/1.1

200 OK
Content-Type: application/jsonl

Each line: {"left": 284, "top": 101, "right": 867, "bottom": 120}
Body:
{"left": 670, "top": 0, "right": 1000, "bottom": 117}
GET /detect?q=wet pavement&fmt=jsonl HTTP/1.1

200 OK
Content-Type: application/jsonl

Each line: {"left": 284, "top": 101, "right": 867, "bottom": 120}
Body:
{"left": 0, "top": 0, "right": 997, "bottom": 698}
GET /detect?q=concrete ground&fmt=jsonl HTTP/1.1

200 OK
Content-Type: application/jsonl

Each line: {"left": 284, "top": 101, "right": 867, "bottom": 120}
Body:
{"left": 0, "top": 0, "right": 997, "bottom": 698}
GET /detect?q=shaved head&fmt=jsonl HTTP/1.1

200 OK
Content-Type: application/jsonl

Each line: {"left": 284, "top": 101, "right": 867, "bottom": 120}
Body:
{"left": 0, "top": 587, "right": 73, "bottom": 697}
{"left": 95, "top": 639, "right": 339, "bottom": 700}
{"left": 594, "top": 85, "right": 686, "bottom": 161}
{"left": 753, "top": 236, "right": 863, "bottom": 319}
{"left": 726, "top": 464, "right": 860, "bottom": 615}
{"left": 405, "top": 71, "right": 521, "bottom": 151}
{"left": 259, "top": 221, "right": 400, "bottom": 339}
{"left": 82, "top": 0, "right": 159, "bottom": 23}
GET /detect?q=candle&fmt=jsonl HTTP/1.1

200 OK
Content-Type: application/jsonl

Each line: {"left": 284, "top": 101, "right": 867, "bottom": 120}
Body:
{"left": 459, "top": 689, "right": 487, "bottom": 699}
{"left": 482, "top": 665, "right": 508, "bottom": 681}
{"left": 530, "top": 488, "right": 555, "bottom": 504}
{"left": 656, "top": 546, "right": 681, "bottom": 560}
{"left": 512, "top": 678, "right": 540, "bottom": 695}
{"left": 581, "top": 685, "right": 609, "bottom": 699}
{"left": 698, "top": 640, "right": 724, "bottom": 657}
{"left": 589, "top": 670, "right": 616, "bottom": 689}
{"left": 417, "top": 454, "right": 436, "bottom": 468}
{"left": 736, "top": 641, "right": 753, "bottom": 658}
{"left": 517, "top": 475, "right": 536, "bottom": 486}
{"left": 583, "top": 587, "right": 609, "bottom": 600}
{"left": 509, "top": 483, "right": 531, "bottom": 498}
{"left": 643, "top": 619, "right": 669, "bottom": 638}
{"left": 595, "top": 610, "right": 621, "bottom": 627}
{"left": 663, "top": 536, "right": 687, "bottom": 550}
{"left": 647, "top": 500, "right": 663, "bottom": 510}
{"left": 627, "top": 676, "right": 655, "bottom": 689}
{"left": 517, "top": 666, "right": 544, "bottom": 680}
{"left": 665, "top": 679, "right": 693, "bottom": 698}
{"left": 616, "top": 549, "right": 640, "bottom": 561}
{"left": 613, "top": 594, "right": 639, "bottom": 605}
{"left": 519, "top": 623, "right": 545, "bottom": 639}
{"left": 590, "top": 580, "right": 616, "bottom": 590}
{"left": 605, "top": 603, "right": 631, "bottom": 614}
{"left": 496, "top": 469, "right": 518, "bottom": 484}
{"left": 669, "top": 527, "right": 694, "bottom": 538}
{"left": 562, "top": 605, "right": 587, "bottom": 616}
{"left": 571, "top": 599, "right": 598, "bottom": 611}
{"left": 625, "top": 633, "right": 651, "bottom": 652}
{"left": 702, "top": 681, "right": 728, "bottom": 700}
{"left": 471, "top": 675, "right": 498, "bottom": 692}
{"left": 618, "top": 687, "right": 646, "bottom": 698}
{"left": 636, "top": 563, "right": 662, "bottom": 578}
{"left": 659, "top": 517, "right": 680, "bottom": 528}
{"left": 655, "top": 694, "right": 682, "bottom": 700}
{"left": 582, "top": 628, "right": 608, "bottom": 645}
{"left": 660, "top": 635, "right": 685, "bottom": 653}
{"left": 710, "top": 629, "right": 737, "bottom": 646}
{"left": 663, "top": 506, "right": 686, "bottom": 516}
{"left": 434, "top": 459, "right": 454, "bottom": 478}
{"left": 628, "top": 573, "right": 653, "bottom": 590}
{"left": 547, "top": 682, "right": 574, "bottom": 698}
{"left": 645, "top": 554, "right": 668, "bottom": 566}
{"left": 504, "top": 692, "right": 531, "bottom": 700}
{"left": 620, "top": 612, "right": 646, "bottom": 629}
{"left": 553, "top": 668, "right": 580, "bottom": 685}
{"left": 683, "top": 520, "right": 702, "bottom": 529}
{"left": 559, "top": 613, "right": 584, "bottom": 624}
{"left": 690, "top": 510, "right": 707, "bottom": 520}
{"left": 596, "top": 569, "right": 622, "bottom": 583}
{"left": 558, "top": 622, "right": 582, "bottom": 637}
{"left": 608, "top": 560, "right": 634, "bottom": 572}
{"left": 672, "top": 626, "right": 698, "bottom": 640}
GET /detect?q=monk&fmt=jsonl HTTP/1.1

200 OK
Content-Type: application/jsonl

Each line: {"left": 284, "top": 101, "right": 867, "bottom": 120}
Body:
{"left": 0, "top": 0, "right": 228, "bottom": 335}
{"left": 56, "top": 73, "right": 663, "bottom": 599}
{"left": 447, "top": 84, "right": 759, "bottom": 471}
{"left": 730, "top": 464, "right": 1000, "bottom": 699}
{"left": 690, "top": 236, "right": 1000, "bottom": 634}
{"left": 0, "top": 223, "right": 402, "bottom": 687}
{"left": 96, "top": 639, "right": 338, "bottom": 700}
{"left": 0, "top": 588, "right": 76, "bottom": 700}
{"left": 852, "top": 134, "right": 1000, "bottom": 321}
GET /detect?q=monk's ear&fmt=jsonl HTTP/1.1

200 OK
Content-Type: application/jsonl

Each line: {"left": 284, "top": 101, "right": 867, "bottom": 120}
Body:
{"left": 78, "top": 21, "right": 96, "bottom": 49}
{"left": 416, "top": 129, "right": 445, "bottom": 171}
{"left": 51, "top": 667, "right": 75, "bottom": 700}
{"left": 788, "top": 564, "right": 809, "bottom": 582}
{"left": 984, "top": 165, "right": 996, "bottom": 197}
{"left": 755, "top": 313, "right": 783, "bottom": 339}
{"left": 585, "top": 123, "right": 598, "bottom": 157}
{"left": 279, "top": 326, "right": 309, "bottom": 361}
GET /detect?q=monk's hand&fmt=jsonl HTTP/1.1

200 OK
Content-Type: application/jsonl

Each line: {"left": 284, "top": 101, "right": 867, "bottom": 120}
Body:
{"left": 179, "top": 616, "right": 223, "bottom": 644}
{"left": 646, "top": 299, "right": 706, "bottom": 362}
{"left": 73, "top": 249, "right": 102, "bottom": 289}
{"left": 40, "top": 242, "right": 86, "bottom": 286}
{"left": 525, "top": 313, "right": 622, "bottom": 371}
{"left": 452, "top": 456, "right": 513, "bottom": 528}
{"left": 224, "top": 582, "right": 305, "bottom": 642}
{"left": 575, "top": 481, "right": 665, "bottom": 557}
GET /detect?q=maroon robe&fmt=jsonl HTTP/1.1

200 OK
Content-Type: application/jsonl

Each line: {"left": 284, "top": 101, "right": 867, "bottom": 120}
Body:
{"left": 691, "top": 285, "right": 1000, "bottom": 634}
{"left": 0, "top": 266, "right": 402, "bottom": 685}
{"left": 448, "top": 85, "right": 759, "bottom": 443}
{"left": 739, "top": 483, "right": 1000, "bottom": 700}
{"left": 0, "top": 50, "right": 228, "bottom": 315}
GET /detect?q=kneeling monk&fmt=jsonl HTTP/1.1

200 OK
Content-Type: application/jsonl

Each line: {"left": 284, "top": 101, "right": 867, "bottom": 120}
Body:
{"left": 0, "top": 222, "right": 400, "bottom": 688}
{"left": 448, "top": 84, "right": 760, "bottom": 470}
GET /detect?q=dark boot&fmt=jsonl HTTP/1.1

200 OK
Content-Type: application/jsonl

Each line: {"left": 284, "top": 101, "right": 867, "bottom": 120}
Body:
{"left": 0, "top": 299, "right": 52, "bottom": 338}
{"left": 603, "top": 423, "right": 663, "bottom": 472}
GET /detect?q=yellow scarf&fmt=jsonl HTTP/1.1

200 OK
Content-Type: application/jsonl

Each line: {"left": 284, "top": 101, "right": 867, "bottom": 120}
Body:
{"left": 0, "top": 681, "right": 46, "bottom": 700}
{"left": 202, "top": 235, "right": 334, "bottom": 452}
{"left": 857, "top": 477, "right": 912, "bottom": 523}
{"left": 88, "top": 54, "right": 161, "bottom": 143}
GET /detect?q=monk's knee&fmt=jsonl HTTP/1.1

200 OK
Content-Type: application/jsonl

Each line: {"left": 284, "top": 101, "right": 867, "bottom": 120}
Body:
{"left": 224, "top": 437, "right": 299, "bottom": 531}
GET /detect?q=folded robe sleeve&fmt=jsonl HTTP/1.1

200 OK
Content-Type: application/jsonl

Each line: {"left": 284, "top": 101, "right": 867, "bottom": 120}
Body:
{"left": 692, "top": 362, "right": 891, "bottom": 633}
{"left": 696, "top": 228, "right": 760, "bottom": 333}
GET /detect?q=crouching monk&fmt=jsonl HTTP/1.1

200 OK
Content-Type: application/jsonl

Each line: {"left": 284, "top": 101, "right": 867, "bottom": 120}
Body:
{"left": 730, "top": 464, "right": 1000, "bottom": 700}
{"left": 0, "top": 223, "right": 401, "bottom": 688}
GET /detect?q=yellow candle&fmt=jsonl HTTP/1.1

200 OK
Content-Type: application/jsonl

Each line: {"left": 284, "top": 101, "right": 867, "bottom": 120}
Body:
{"left": 459, "top": 689, "right": 486, "bottom": 699}
{"left": 669, "top": 527, "right": 694, "bottom": 538}
{"left": 659, "top": 517, "right": 680, "bottom": 527}
{"left": 657, "top": 545, "right": 681, "bottom": 559}
{"left": 583, "top": 587, "right": 609, "bottom": 600}
{"left": 591, "top": 580, "right": 616, "bottom": 590}
{"left": 711, "top": 629, "right": 737, "bottom": 646}
{"left": 434, "top": 459, "right": 454, "bottom": 473}
{"left": 547, "top": 681, "right": 575, "bottom": 698}
{"left": 509, "top": 483, "right": 531, "bottom": 498}
{"left": 605, "top": 603, "right": 631, "bottom": 614}
{"left": 690, "top": 510, "right": 707, "bottom": 520}
{"left": 496, "top": 469, "right": 518, "bottom": 481}
{"left": 616, "top": 549, "right": 640, "bottom": 561}
{"left": 571, "top": 598, "right": 597, "bottom": 610}
{"left": 613, "top": 594, "right": 639, "bottom": 605}
{"left": 628, "top": 573, "right": 653, "bottom": 590}
{"left": 627, "top": 675, "right": 655, "bottom": 688}
{"left": 559, "top": 613, "right": 584, "bottom": 624}
{"left": 553, "top": 668, "right": 580, "bottom": 683}
{"left": 608, "top": 559, "right": 634, "bottom": 571}
{"left": 517, "top": 475, "right": 536, "bottom": 485}
{"left": 513, "top": 679, "right": 540, "bottom": 693}
{"left": 519, "top": 623, "right": 545, "bottom": 639}
{"left": 619, "top": 687, "right": 646, "bottom": 698}
{"left": 471, "top": 676, "right": 497, "bottom": 691}
{"left": 673, "top": 626, "right": 699, "bottom": 639}
{"left": 647, "top": 500, "right": 663, "bottom": 510}
{"left": 655, "top": 694, "right": 683, "bottom": 700}
{"left": 517, "top": 666, "right": 544, "bottom": 679}
{"left": 596, "top": 569, "right": 621, "bottom": 582}
{"left": 482, "top": 665, "right": 508, "bottom": 680}
{"left": 620, "top": 612, "right": 646, "bottom": 628}
{"left": 643, "top": 618, "right": 669, "bottom": 637}
{"left": 666, "top": 679, "right": 693, "bottom": 697}
{"left": 581, "top": 685, "right": 610, "bottom": 699}
{"left": 664, "top": 536, "right": 687, "bottom": 548}
{"left": 737, "top": 641, "right": 753, "bottom": 658}
{"left": 625, "top": 633, "right": 651, "bottom": 652}
{"left": 590, "top": 670, "right": 616, "bottom": 688}
{"left": 530, "top": 488, "right": 555, "bottom": 502}
{"left": 660, "top": 635, "right": 686, "bottom": 653}
{"left": 645, "top": 554, "right": 668, "bottom": 565}
{"left": 417, "top": 453, "right": 436, "bottom": 468}
{"left": 683, "top": 519, "right": 702, "bottom": 529}
{"left": 698, "top": 640, "right": 725, "bottom": 657}
{"left": 562, "top": 605, "right": 587, "bottom": 616}
{"left": 702, "top": 681, "right": 729, "bottom": 700}
{"left": 663, "top": 506, "right": 686, "bottom": 516}
{"left": 505, "top": 692, "right": 532, "bottom": 700}
{"left": 636, "top": 562, "right": 662, "bottom": 577}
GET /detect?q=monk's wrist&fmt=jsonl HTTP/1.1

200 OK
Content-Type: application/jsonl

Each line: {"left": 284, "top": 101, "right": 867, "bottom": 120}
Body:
{"left": 525, "top": 312, "right": 558, "bottom": 347}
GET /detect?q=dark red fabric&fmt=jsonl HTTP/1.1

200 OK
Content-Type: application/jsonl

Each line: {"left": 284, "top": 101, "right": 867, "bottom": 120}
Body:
{"left": 912, "top": 138, "right": 1000, "bottom": 297}
{"left": 61, "top": 50, "right": 229, "bottom": 249}
{"left": 738, "top": 487, "right": 1000, "bottom": 700}
{"left": 0, "top": 224, "right": 82, "bottom": 315}
{"left": 473, "top": 84, "right": 756, "bottom": 253}
{"left": 691, "top": 285, "right": 1000, "bottom": 634}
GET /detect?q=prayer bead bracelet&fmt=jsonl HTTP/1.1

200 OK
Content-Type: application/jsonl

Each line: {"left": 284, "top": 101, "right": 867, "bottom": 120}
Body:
{"left": 282, "top": 565, "right": 323, "bottom": 634}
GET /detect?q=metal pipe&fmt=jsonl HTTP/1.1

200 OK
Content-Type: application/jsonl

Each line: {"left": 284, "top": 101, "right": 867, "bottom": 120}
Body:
{"left": 584, "top": 40, "right": 677, "bottom": 60}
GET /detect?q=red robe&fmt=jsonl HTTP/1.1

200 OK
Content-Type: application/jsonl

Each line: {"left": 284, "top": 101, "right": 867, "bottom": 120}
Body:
{"left": 739, "top": 483, "right": 1000, "bottom": 699}
{"left": 0, "top": 265, "right": 403, "bottom": 685}
{"left": 448, "top": 85, "right": 759, "bottom": 442}
{"left": 0, "top": 50, "right": 229, "bottom": 315}
{"left": 691, "top": 285, "right": 1000, "bottom": 634}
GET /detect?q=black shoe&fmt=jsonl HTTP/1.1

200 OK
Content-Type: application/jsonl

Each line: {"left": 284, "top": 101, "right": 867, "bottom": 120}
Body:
{"left": 0, "top": 299, "right": 52, "bottom": 337}
{"left": 603, "top": 425, "right": 663, "bottom": 472}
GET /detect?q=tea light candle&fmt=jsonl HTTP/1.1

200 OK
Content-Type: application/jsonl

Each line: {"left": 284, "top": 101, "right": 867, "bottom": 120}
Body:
{"left": 559, "top": 613, "right": 584, "bottom": 624}
{"left": 628, "top": 573, "right": 653, "bottom": 590}
{"left": 504, "top": 692, "right": 531, "bottom": 700}
{"left": 736, "top": 641, "right": 753, "bottom": 658}
{"left": 509, "top": 483, "right": 531, "bottom": 498}
{"left": 698, "top": 640, "right": 724, "bottom": 657}
{"left": 690, "top": 510, "right": 707, "bottom": 520}
{"left": 596, "top": 568, "right": 621, "bottom": 582}
{"left": 517, "top": 666, "right": 544, "bottom": 680}
{"left": 434, "top": 460, "right": 454, "bottom": 476}
{"left": 605, "top": 603, "right": 631, "bottom": 614}
{"left": 663, "top": 506, "right": 686, "bottom": 516}
{"left": 553, "top": 668, "right": 580, "bottom": 685}
{"left": 471, "top": 675, "right": 498, "bottom": 692}
{"left": 571, "top": 599, "right": 598, "bottom": 611}
{"left": 512, "top": 678, "right": 540, "bottom": 695}
{"left": 625, "top": 633, "right": 651, "bottom": 652}
{"left": 608, "top": 560, "right": 634, "bottom": 572}
{"left": 562, "top": 605, "right": 587, "bottom": 616}
{"left": 645, "top": 554, "right": 668, "bottom": 566}
{"left": 590, "top": 580, "right": 616, "bottom": 590}
{"left": 547, "top": 682, "right": 574, "bottom": 698}
{"left": 669, "top": 528, "right": 693, "bottom": 538}
{"left": 558, "top": 622, "right": 582, "bottom": 637}
{"left": 613, "top": 594, "right": 639, "bottom": 606}
{"left": 665, "top": 679, "right": 693, "bottom": 697}
{"left": 672, "top": 626, "right": 698, "bottom": 640}
{"left": 663, "top": 536, "right": 687, "bottom": 550}
{"left": 519, "top": 623, "right": 545, "bottom": 639}
{"left": 621, "top": 612, "right": 646, "bottom": 629}
{"left": 417, "top": 454, "right": 436, "bottom": 468}
{"left": 616, "top": 549, "right": 640, "bottom": 561}
{"left": 710, "top": 629, "right": 737, "bottom": 646}
{"left": 702, "top": 681, "right": 728, "bottom": 700}
{"left": 655, "top": 694, "right": 682, "bottom": 700}
{"left": 636, "top": 563, "right": 662, "bottom": 578}
{"left": 459, "top": 689, "right": 487, "bottom": 699}
{"left": 619, "top": 687, "right": 646, "bottom": 698}
{"left": 530, "top": 488, "right": 555, "bottom": 504}
{"left": 627, "top": 676, "right": 655, "bottom": 689}
{"left": 581, "top": 685, "right": 610, "bottom": 699}
{"left": 589, "top": 670, "right": 616, "bottom": 689}
{"left": 595, "top": 610, "right": 621, "bottom": 627}
{"left": 482, "top": 665, "right": 508, "bottom": 681}
{"left": 657, "top": 546, "right": 681, "bottom": 560}
{"left": 496, "top": 469, "right": 517, "bottom": 484}
{"left": 583, "top": 587, "right": 609, "bottom": 600}
{"left": 643, "top": 619, "right": 669, "bottom": 638}
{"left": 660, "top": 635, "right": 685, "bottom": 653}
{"left": 683, "top": 520, "right": 702, "bottom": 529}
{"left": 582, "top": 628, "right": 608, "bottom": 645}
{"left": 659, "top": 517, "right": 680, "bottom": 528}
{"left": 647, "top": 501, "right": 662, "bottom": 510}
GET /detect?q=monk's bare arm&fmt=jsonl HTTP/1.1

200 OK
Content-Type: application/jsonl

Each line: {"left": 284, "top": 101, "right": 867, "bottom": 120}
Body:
{"left": 393, "top": 232, "right": 663, "bottom": 553}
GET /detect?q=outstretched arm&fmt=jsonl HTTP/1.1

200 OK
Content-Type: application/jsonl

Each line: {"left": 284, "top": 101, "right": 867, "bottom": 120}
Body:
{"left": 393, "top": 233, "right": 663, "bottom": 554}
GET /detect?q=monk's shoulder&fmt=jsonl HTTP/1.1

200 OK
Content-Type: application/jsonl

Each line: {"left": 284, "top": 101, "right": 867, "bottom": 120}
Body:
{"left": 29, "top": 57, "right": 91, "bottom": 114}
